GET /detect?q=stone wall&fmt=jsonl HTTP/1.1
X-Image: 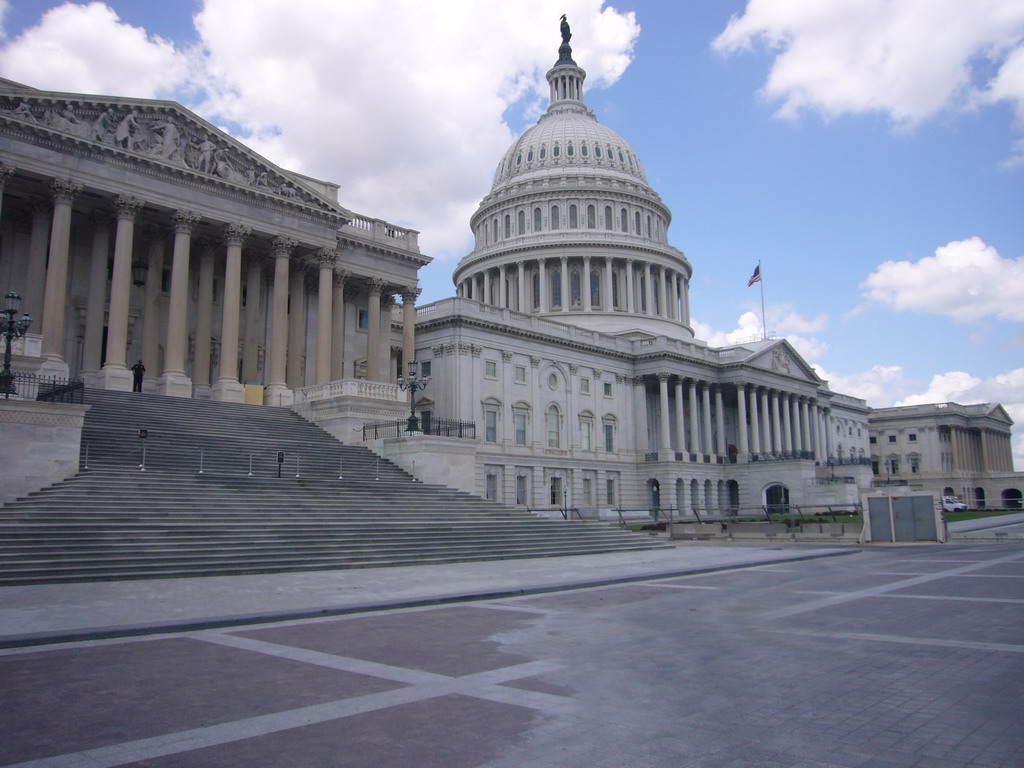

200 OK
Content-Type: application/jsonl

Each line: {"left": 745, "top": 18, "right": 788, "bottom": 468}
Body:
{"left": 0, "top": 400, "right": 88, "bottom": 505}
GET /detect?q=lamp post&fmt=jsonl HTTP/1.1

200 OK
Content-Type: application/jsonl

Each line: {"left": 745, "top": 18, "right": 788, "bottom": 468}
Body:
{"left": 397, "top": 358, "right": 430, "bottom": 433}
{"left": 1, "top": 291, "right": 33, "bottom": 399}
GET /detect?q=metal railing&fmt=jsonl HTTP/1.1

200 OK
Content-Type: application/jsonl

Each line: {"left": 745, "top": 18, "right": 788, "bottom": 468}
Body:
{"left": 0, "top": 371, "right": 84, "bottom": 403}
{"left": 361, "top": 417, "right": 476, "bottom": 440}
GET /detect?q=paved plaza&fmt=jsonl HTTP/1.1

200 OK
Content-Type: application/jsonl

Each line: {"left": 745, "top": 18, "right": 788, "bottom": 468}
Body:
{"left": 1, "top": 540, "right": 1022, "bottom": 767}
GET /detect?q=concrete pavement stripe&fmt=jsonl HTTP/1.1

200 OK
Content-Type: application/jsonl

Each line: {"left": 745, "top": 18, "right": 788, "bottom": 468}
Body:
{"left": 763, "top": 550, "right": 1024, "bottom": 619}
{"left": 776, "top": 629, "right": 1024, "bottom": 654}
{"left": 794, "top": 590, "right": 1024, "bottom": 604}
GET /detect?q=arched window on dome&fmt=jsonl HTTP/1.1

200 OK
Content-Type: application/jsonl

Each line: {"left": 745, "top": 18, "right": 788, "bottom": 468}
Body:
{"left": 517, "top": 210, "right": 525, "bottom": 235}
{"left": 604, "top": 206, "right": 613, "bottom": 231}
{"left": 492, "top": 218, "right": 498, "bottom": 243}
{"left": 595, "top": 144, "right": 602, "bottom": 158}
{"left": 504, "top": 214, "right": 511, "bottom": 239}
{"left": 527, "top": 148, "right": 534, "bottom": 162}
{"left": 532, "top": 272, "right": 540, "bottom": 310}
{"left": 646, "top": 215, "right": 652, "bottom": 238}
{"left": 570, "top": 269, "right": 581, "bottom": 307}
{"left": 550, "top": 205, "right": 560, "bottom": 231}
{"left": 634, "top": 211, "right": 641, "bottom": 234}
{"left": 534, "top": 207, "right": 542, "bottom": 232}
{"left": 569, "top": 205, "right": 578, "bottom": 229}
{"left": 618, "top": 149, "right": 625, "bottom": 163}
{"left": 587, "top": 205, "right": 596, "bottom": 229}
{"left": 639, "top": 275, "right": 647, "bottom": 313}
{"left": 590, "top": 268, "right": 600, "bottom": 307}
{"left": 581, "top": 143, "right": 588, "bottom": 157}
{"left": 627, "top": 153, "right": 634, "bottom": 167}
{"left": 515, "top": 152, "right": 522, "bottom": 167}
{"left": 567, "top": 142, "right": 574, "bottom": 157}
{"left": 553, "top": 143, "right": 560, "bottom": 158}
{"left": 539, "top": 145, "right": 546, "bottom": 160}
{"left": 607, "top": 145, "right": 614, "bottom": 161}
{"left": 620, "top": 208, "right": 628, "bottom": 233}
{"left": 612, "top": 272, "right": 619, "bottom": 309}
{"left": 551, "top": 270, "right": 562, "bottom": 308}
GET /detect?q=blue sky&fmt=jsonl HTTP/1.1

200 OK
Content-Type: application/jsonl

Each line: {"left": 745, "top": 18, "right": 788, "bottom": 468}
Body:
{"left": 2, "top": 0, "right": 1023, "bottom": 468}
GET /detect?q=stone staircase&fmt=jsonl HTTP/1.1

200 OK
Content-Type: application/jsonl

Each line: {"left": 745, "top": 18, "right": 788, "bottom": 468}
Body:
{"left": 0, "top": 389, "right": 664, "bottom": 585}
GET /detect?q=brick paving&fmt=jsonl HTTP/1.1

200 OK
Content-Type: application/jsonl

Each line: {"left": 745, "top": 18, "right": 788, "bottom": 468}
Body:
{"left": 1, "top": 542, "right": 1021, "bottom": 767}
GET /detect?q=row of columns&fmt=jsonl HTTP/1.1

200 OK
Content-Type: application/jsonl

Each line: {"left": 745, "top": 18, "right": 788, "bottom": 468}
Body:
{"left": 457, "top": 256, "right": 689, "bottom": 323}
{"left": 6, "top": 171, "right": 417, "bottom": 400}
{"left": 948, "top": 426, "right": 1014, "bottom": 474}
{"left": 645, "top": 375, "right": 832, "bottom": 462}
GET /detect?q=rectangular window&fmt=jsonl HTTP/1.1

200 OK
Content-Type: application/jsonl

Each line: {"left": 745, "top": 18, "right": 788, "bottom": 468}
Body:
{"left": 911, "top": 456, "right": 920, "bottom": 474}
{"left": 580, "top": 377, "right": 590, "bottom": 395}
{"left": 514, "top": 413, "right": 527, "bottom": 446}
{"left": 358, "top": 309, "right": 369, "bottom": 330}
{"left": 583, "top": 477, "right": 593, "bottom": 506}
{"left": 581, "top": 421, "right": 592, "bottom": 451}
{"left": 550, "top": 476, "right": 563, "bottom": 506}
{"left": 869, "top": 436, "right": 877, "bottom": 444}
{"left": 514, "top": 365, "right": 526, "bottom": 384}
{"left": 603, "top": 382, "right": 613, "bottom": 397}
{"left": 606, "top": 477, "right": 616, "bottom": 506}
{"left": 909, "top": 433, "right": 917, "bottom": 442}
{"left": 420, "top": 361, "right": 431, "bottom": 377}
{"left": 604, "top": 424, "right": 615, "bottom": 452}
{"left": 485, "top": 410, "right": 497, "bottom": 443}
{"left": 547, "top": 410, "right": 560, "bottom": 448}
{"left": 516, "top": 475, "right": 527, "bottom": 505}
{"left": 888, "top": 435, "right": 896, "bottom": 443}
{"left": 485, "top": 360, "right": 497, "bottom": 378}
{"left": 486, "top": 474, "right": 497, "bottom": 501}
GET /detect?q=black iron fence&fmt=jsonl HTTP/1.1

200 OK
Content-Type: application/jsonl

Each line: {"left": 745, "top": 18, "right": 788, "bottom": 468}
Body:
{"left": 361, "top": 417, "right": 476, "bottom": 440}
{"left": 0, "top": 371, "right": 84, "bottom": 403}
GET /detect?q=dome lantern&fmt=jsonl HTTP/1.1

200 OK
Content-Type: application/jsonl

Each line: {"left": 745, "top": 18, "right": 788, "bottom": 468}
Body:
{"left": 547, "top": 15, "right": 586, "bottom": 113}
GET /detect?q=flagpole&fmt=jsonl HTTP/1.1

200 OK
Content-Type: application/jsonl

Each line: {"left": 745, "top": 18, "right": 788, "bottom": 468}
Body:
{"left": 757, "top": 260, "right": 766, "bottom": 340}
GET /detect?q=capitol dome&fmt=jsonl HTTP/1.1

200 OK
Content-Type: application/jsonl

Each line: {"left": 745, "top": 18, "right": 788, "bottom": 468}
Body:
{"left": 453, "top": 24, "right": 694, "bottom": 340}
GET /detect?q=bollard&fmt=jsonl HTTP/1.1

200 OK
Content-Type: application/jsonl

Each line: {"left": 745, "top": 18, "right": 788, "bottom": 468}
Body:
{"left": 338, "top": 457, "right": 343, "bottom": 480}
{"left": 198, "top": 448, "right": 204, "bottom": 474}
{"left": 295, "top": 455, "right": 300, "bottom": 478}
{"left": 248, "top": 453, "right": 254, "bottom": 477}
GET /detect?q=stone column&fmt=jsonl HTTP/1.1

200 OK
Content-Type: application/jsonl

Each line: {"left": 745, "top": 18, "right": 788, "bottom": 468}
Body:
{"left": 538, "top": 259, "right": 548, "bottom": 312}
{"left": 582, "top": 256, "right": 592, "bottom": 311}
{"left": 157, "top": 209, "right": 199, "bottom": 397}
{"left": 192, "top": 239, "right": 216, "bottom": 397}
{"left": 380, "top": 295, "right": 395, "bottom": 382}
{"left": 770, "top": 390, "right": 782, "bottom": 454}
{"left": 99, "top": 194, "right": 143, "bottom": 391}
{"left": 800, "top": 398, "right": 812, "bottom": 456}
{"left": 736, "top": 383, "right": 749, "bottom": 460}
{"left": 781, "top": 394, "right": 793, "bottom": 454}
{"left": 714, "top": 385, "right": 725, "bottom": 457}
{"left": 211, "top": 223, "right": 249, "bottom": 402}
{"left": 662, "top": 268, "right": 672, "bottom": 318}
{"left": 265, "top": 237, "right": 296, "bottom": 406}
{"left": 314, "top": 248, "right": 336, "bottom": 385}
{"left": 643, "top": 262, "right": 653, "bottom": 314}
{"left": 604, "top": 257, "right": 614, "bottom": 311}
{"left": 39, "top": 178, "right": 82, "bottom": 375}
{"left": 483, "top": 269, "right": 491, "bottom": 307}
{"left": 240, "top": 251, "right": 264, "bottom": 385}
{"left": 517, "top": 261, "right": 526, "bottom": 312}
{"left": 673, "top": 378, "right": 686, "bottom": 457}
{"left": 760, "top": 388, "right": 772, "bottom": 455}
{"left": 625, "top": 259, "right": 635, "bottom": 313}
{"left": 0, "top": 165, "right": 11, "bottom": 222}
{"left": 634, "top": 377, "right": 649, "bottom": 456}
{"left": 140, "top": 226, "right": 166, "bottom": 391}
{"left": 701, "top": 383, "right": 714, "bottom": 456}
{"left": 749, "top": 386, "right": 761, "bottom": 455}
{"left": 657, "top": 373, "right": 672, "bottom": 455}
{"left": 81, "top": 213, "right": 112, "bottom": 383}
{"left": 331, "top": 269, "right": 350, "bottom": 381}
{"left": 366, "top": 278, "right": 385, "bottom": 382}
{"left": 560, "top": 256, "right": 569, "bottom": 310}
{"left": 286, "top": 265, "right": 307, "bottom": 389}
{"left": 25, "top": 199, "right": 52, "bottom": 322}
{"left": 401, "top": 287, "right": 419, "bottom": 374}
{"left": 688, "top": 379, "right": 700, "bottom": 457}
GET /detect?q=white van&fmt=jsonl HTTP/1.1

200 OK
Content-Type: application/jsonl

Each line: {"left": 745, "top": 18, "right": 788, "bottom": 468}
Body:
{"left": 941, "top": 496, "right": 967, "bottom": 513}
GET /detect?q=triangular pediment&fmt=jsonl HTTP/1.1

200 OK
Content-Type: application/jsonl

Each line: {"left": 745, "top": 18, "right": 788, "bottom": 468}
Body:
{"left": 0, "top": 83, "right": 347, "bottom": 219}
{"left": 733, "top": 338, "right": 821, "bottom": 384}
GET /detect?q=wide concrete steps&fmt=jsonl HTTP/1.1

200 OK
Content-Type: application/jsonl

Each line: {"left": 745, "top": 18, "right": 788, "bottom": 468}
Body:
{"left": 0, "top": 388, "right": 667, "bottom": 584}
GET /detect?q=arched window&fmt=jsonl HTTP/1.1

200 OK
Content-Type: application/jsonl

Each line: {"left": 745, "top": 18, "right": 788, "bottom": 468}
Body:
{"left": 604, "top": 206, "right": 613, "bottom": 231}
{"left": 570, "top": 269, "right": 581, "bottom": 306}
{"left": 532, "top": 272, "right": 540, "bottom": 309}
{"left": 517, "top": 210, "right": 525, "bottom": 235}
{"left": 567, "top": 142, "right": 574, "bottom": 157}
{"left": 586, "top": 204, "right": 596, "bottom": 228}
{"left": 551, "top": 270, "right": 562, "bottom": 308}
{"left": 612, "top": 272, "right": 619, "bottom": 308}
{"left": 539, "top": 145, "right": 546, "bottom": 160}
{"left": 581, "top": 143, "right": 588, "bottom": 157}
{"left": 594, "top": 144, "right": 602, "bottom": 158}
{"left": 492, "top": 218, "right": 498, "bottom": 242}
{"left": 620, "top": 208, "right": 628, "bottom": 232}
{"left": 546, "top": 405, "right": 561, "bottom": 449}
{"left": 553, "top": 143, "right": 560, "bottom": 158}
{"left": 634, "top": 211, "right": 641, "bottom": 234}
{"left": 569, "top": 204, "right": 578, "bottom": 229}
{"left": 504, "top": 214, "right": 511, "bottom": 239}
{"left": 646, "top": 215, "right": 652, "bottom": 238}
{"left": 590, "top": 269, "right": 600, "bottom": 307}
{"left": 550, "top": 205, "right": 560, "bottom": 230}
{"left": 533, "top": 207, "right": 542, "bottom": 231}
{"left": 527, "top": 148, "right": 534, "bottom": 162}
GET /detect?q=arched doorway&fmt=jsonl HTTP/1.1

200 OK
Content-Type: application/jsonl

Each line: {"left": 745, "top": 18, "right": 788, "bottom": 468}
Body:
{"left": 648, "top": 479, "right": 661, "bottom": 512}
{"left": 974, "top": 487, "right": 986, "bottom": 509}
{"left": 765, "top": 483, "right": 789, "bottom": 513}
{"left": 1002, "top": 488, "right": 1022, "bottom": 509}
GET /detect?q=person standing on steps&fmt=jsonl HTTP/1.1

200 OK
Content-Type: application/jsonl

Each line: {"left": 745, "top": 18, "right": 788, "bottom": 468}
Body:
{"left": 131, "top": 360, "right": 145, "bottom": 392}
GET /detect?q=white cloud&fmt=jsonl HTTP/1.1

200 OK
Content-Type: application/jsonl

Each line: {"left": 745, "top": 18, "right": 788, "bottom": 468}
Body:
{"left": 0, "top": 1, "right": 639, "bottom": 261}
{"left": 712, "top": 0, "right": 1024, "bottom": 159}
{"left": 0, "top": 2, "right": 189, "bottom": 97}
{"left": 860, "top": 237, "right": 1024, "bottom": 322}
{"left": 693, "top": 303, "right": 828, "bottom": 361}
{"left": 812, "top": 363, "right": 908, "bottom": 405}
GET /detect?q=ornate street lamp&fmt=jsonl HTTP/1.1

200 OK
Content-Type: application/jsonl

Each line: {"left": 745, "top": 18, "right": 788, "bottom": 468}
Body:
{"left": 397, "top": 358, "right": 430, "bottom": 433}
{"left": 131, "top": 258, "right": 148, "bottom": 287}
{"left": 1, "top": 291, "right": 32, "bottom": 398}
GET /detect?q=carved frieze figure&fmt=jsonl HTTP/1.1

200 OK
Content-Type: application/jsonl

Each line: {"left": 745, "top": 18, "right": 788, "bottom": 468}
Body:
{"left": 92, "top": 108, "right": 117, "bottom": 144}
{"left": 115, "top": 109, "right": 142, "bottom": 150}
